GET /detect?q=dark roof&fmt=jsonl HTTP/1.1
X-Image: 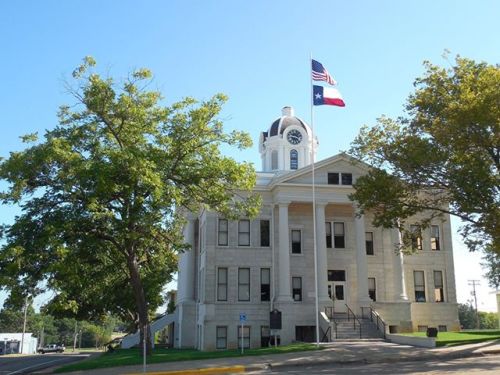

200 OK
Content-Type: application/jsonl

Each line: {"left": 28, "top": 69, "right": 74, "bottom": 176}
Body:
{"left": 269, "top": 119, "right": 280, "bottom": 136}
{"left": 269, "top": 116, "right": 309, "bottom": 137}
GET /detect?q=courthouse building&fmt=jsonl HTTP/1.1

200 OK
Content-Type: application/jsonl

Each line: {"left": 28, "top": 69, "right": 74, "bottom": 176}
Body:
{"left": 174, "top": 107, "right": 460, "bottom": 350}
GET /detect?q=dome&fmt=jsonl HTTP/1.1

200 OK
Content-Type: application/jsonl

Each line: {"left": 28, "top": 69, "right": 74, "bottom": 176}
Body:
{"left": 266, "top": 106, "right": 312, "bottom": 140}
{"left": 260, "top": 106, "right": 318, "bottom": 172}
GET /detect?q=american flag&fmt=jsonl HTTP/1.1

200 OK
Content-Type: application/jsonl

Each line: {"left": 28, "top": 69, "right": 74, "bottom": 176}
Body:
{"left": 312, "top": 59, "right": 337, "bottom": 86}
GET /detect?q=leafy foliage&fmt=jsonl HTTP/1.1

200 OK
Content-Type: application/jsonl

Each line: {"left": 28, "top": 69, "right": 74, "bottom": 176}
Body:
{"left": 0, "top": 57, "right": 260, "bottom": 352}
{"left": 0, "top": 305, "right": 119, "bottom": 348}
{"left": 481, "top": 248, "right": 500, "bottom": 289}
{"left": 458, "top": 303, "right": 499, "bottom": 329}
{"left": 349, "top": 56, "right": 499, "bottom": 262}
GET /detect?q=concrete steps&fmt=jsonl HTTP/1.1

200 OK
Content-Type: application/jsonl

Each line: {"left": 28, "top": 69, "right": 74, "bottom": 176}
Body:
{"left": 329, "top": 313, "right": 384, "bottom": 340}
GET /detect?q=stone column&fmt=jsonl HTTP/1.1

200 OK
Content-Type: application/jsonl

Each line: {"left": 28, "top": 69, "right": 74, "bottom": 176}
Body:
{"left": 354, "top": 212, "right": 372, "bottom": 305}
{"left": 315, "top": 202, "right": 330, "bottom": 303}
{"left": 392, "top": 227, "right": 409, "bottom": 301}
{"left": 178, "top": 217, "right": 196, "bottom": 303}
{"left": 277, "top": 202, "right": 292, "bottom": 301}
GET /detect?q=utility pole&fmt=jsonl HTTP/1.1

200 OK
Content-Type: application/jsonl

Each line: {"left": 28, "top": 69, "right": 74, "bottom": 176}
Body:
{"left": 468, "top": 280, "right": 481, "bottom": 329}
{"left": 21, "top": 295, "right": 29, "bottom": 354}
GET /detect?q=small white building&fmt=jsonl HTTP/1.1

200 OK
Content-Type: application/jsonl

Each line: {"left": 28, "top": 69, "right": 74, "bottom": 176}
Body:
{"left": 174, "top": 107, "right": 460, "bottom": 350}
{"left": 0, "top": 333, "right": 38, "bottom": 354}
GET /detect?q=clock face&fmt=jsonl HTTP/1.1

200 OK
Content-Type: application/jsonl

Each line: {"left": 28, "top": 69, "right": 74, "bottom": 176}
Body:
{"left": 287, "top": 129, "right": 302, "bottom": 145}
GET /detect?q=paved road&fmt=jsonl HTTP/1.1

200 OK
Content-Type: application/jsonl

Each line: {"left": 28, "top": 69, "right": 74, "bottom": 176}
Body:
{"left": 248, "top": 354, "right": 500, "bottom": 374}
{"left": 0, "top": 353, "right": 90, "bottom": 375}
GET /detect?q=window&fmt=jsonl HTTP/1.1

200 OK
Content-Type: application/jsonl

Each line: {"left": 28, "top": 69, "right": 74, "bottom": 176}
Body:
{"left": 325, "top": 222, "right": 332, "bottom": 248}
{"left": 414, "top": 271, "right": 426, "bottom": 302}
{"left": 295, "top": 326, "right": 316, "bottom": 342}
{"left": 328, "top": 270, "right": 346, "bottom": 281}
{"left": 238, "top": 326, "right": 250, "bottom": 349}
{"left": 292, "top": 277, "right": 302, "bottom": 301}
{"left": 260, "top": 268, "right": 270, "bottom": 301}
{"left": 238, "top": 268, "right": 250, "bottom": 301}
{"left": 341, "top": 173, "right": 353, "bottom": 185}
{"left": 217, "top": 268, "right": 228, "bottom": 301}
{"left": 216, "top": 326, "right": 227, "bottom": 349}
{"left": 238, "top": 220, "right": 250, "bottom": 246}
{"left": 334, "top": 222, "right": 345, "bottom": 248}
{"left": 291, "top": 230, "right": 302, "bottom": 254}
{"left": 290, "top": 149, "right": 298, "bottom": 170}
{"left": 271, "top": 150, "right": 278, "bottom": 170}
{"left": 410, "top": 225, "right": 422, "bottom": 250}
{"left": 365, "top": 232, "right": 374, "bottom": 255}
{"left": 327, "top": 172, "right": 353, "bottom": 185}
{"left": 368, "top": 277, "right": 376, "bottom": 301}
{"left": 418, "top": 325, "right": 428, "bottom": 332}
{"left": 260, "top": 220, "right": 270, "bottom": 247}
{"left": 261, "top": 326, "right": 270, "bottom": 347}
{"left": 218, "top": 219, "right": 228, "bottom": 246}
{"left": 327, "top": 172, "right": 339, "bottom": 185}
{"left": 431, "top": 225, "right": 441, "bottom": 250}
{"left": 434, "top": 270, "right": 444, "bottom": 302}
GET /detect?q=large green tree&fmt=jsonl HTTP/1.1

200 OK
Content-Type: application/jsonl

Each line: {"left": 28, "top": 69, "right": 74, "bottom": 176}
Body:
{"left": 349, "top": 56, "right": 499, "bottom": 282}
{"left": 0, "top": 57, "right": 260, "bottom": 352}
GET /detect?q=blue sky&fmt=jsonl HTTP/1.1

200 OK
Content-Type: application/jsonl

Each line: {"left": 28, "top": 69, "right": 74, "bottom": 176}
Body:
{"left": 1, "top": 1, "right": 499, "bottom": 312}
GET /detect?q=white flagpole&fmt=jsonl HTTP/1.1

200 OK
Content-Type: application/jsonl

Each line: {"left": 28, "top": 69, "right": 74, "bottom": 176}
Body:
{"left": 310, "top": 53, "right": 320, "bottom": 348}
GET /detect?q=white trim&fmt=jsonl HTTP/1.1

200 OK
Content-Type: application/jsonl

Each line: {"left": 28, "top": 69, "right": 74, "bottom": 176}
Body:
{"left": 290, "top": 228, "right": 303, "bottom": 254}
{"left": 238, "top": 219, "right": 251, "bottom": 247}
{"left": 237, "top": 267, "right": 251, "bottom": 302}
{"left": 216, "top": 267, "right": 228, "bottom": 302}
{"left": 433, "top": 269, "right": 446, "bottom": 303}
{"left": 413, "top": 269, "right": 427, "bottom": 302}
{"left": 333, "top": 221, "right": 346, "bottom": 249}
{"left": 217, "top": 218, "right": 229, "bottom": 247}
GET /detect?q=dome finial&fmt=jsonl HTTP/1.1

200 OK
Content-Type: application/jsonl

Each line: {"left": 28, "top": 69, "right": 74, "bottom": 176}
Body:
{"left": 282, "top": 106, "right": 294, "bottom": 117}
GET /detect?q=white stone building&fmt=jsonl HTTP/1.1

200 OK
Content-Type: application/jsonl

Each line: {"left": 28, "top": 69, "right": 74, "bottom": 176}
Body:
{"left": 174, "top": 107, "right": 460, "bottom": 350}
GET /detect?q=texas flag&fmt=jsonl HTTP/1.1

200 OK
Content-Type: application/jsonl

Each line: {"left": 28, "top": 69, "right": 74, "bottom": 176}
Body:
{"left": 313, "top": 85, "right": 345, "bottom": 107}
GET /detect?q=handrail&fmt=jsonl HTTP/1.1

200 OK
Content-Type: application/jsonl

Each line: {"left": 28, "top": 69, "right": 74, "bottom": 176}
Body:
{"left": 360, "top": 306, "right": 370, "bottom": 319}
{"left": 324, "top": 306, "right": 333, "bottom": 319}
{"left": 345, "top": 304, "right": 362, "bottom": 339}
{"left": 321, "top": 326, "right": 331, "bottom": 342}
{"left": 323, "top": 307, "right": 338, "bottom": 340}
{"left": 365, "top": 306, "right": 387, "bottom": 339}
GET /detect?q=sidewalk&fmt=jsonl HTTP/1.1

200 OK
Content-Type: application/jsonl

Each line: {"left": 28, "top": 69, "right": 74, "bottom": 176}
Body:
{"left": 61, "top": 339, "right": 500, "bottom": 375}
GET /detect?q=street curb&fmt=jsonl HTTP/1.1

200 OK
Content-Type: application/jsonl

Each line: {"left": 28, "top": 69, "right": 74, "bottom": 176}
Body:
{"left": 122, "top": 349, "right": 500, "bottom": 374}
{"left": 126, "top": 365, "right": 246, "bottom": 375}
{"left": 263, "top": 349, "right": 500, "bottom": 371}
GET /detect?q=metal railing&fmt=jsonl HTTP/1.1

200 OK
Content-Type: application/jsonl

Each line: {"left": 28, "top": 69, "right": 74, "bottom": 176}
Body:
{"left": 321, "top": 326, "right": 331, "bottom": 342}
{"left": 345, "top": 304, "right": 362, "bottom": 339}
{"left": 324, "top": 306, "right": 334, "bottom": 319}
{"left": 361, "top": 306, "right": 387, "bottom": 339}
{"left": 323, "top": 307, "right": 338, "bottom": 340}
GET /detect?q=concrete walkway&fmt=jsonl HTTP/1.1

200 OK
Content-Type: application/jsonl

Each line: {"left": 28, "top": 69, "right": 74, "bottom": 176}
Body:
{"left": 60, "top": 339, "right": 500, "bottom": 375}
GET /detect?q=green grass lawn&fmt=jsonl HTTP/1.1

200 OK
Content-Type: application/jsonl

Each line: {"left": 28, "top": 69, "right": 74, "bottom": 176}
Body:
{"left": 55, "top": 343, "right": 320, "bottom": 373}
{"left": 401, "top": 330, "right": 500, "bottom": 347}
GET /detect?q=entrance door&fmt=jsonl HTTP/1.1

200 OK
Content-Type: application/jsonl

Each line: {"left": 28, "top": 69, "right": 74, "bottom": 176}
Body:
{"left": 328, "top": 281, "right": 347, "bottom": 313}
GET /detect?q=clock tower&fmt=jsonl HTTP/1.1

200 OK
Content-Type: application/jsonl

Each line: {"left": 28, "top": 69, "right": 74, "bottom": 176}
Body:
{"left": 259, "top": 106, "right": 318, "bottom": 172}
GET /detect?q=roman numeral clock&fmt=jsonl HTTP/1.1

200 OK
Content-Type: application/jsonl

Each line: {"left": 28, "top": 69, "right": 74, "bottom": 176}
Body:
{"left": 287, "top": 129, "right": 302, "bottom": 145}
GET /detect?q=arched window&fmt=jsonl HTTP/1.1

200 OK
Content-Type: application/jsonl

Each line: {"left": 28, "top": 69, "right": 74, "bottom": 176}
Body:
{"left": 290, "top": 149, "right": 298, "bottom": 170}
{"left": 271, "top": 150, "right": 278, "bottom": 170}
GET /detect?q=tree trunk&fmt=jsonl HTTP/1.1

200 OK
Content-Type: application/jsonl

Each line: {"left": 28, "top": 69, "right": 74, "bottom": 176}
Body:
{"left": 127, "top": 253, "right": 152, "bottom": 355}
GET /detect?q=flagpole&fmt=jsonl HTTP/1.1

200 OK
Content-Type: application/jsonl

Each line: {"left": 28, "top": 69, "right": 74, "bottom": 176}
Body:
{"left": 310, "top": 53, "right": 320, "bottom": 348}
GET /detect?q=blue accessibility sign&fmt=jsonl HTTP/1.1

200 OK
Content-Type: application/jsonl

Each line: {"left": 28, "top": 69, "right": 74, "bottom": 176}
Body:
{"left": 239, "top": 313, "right": 247, "bottom": 322}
